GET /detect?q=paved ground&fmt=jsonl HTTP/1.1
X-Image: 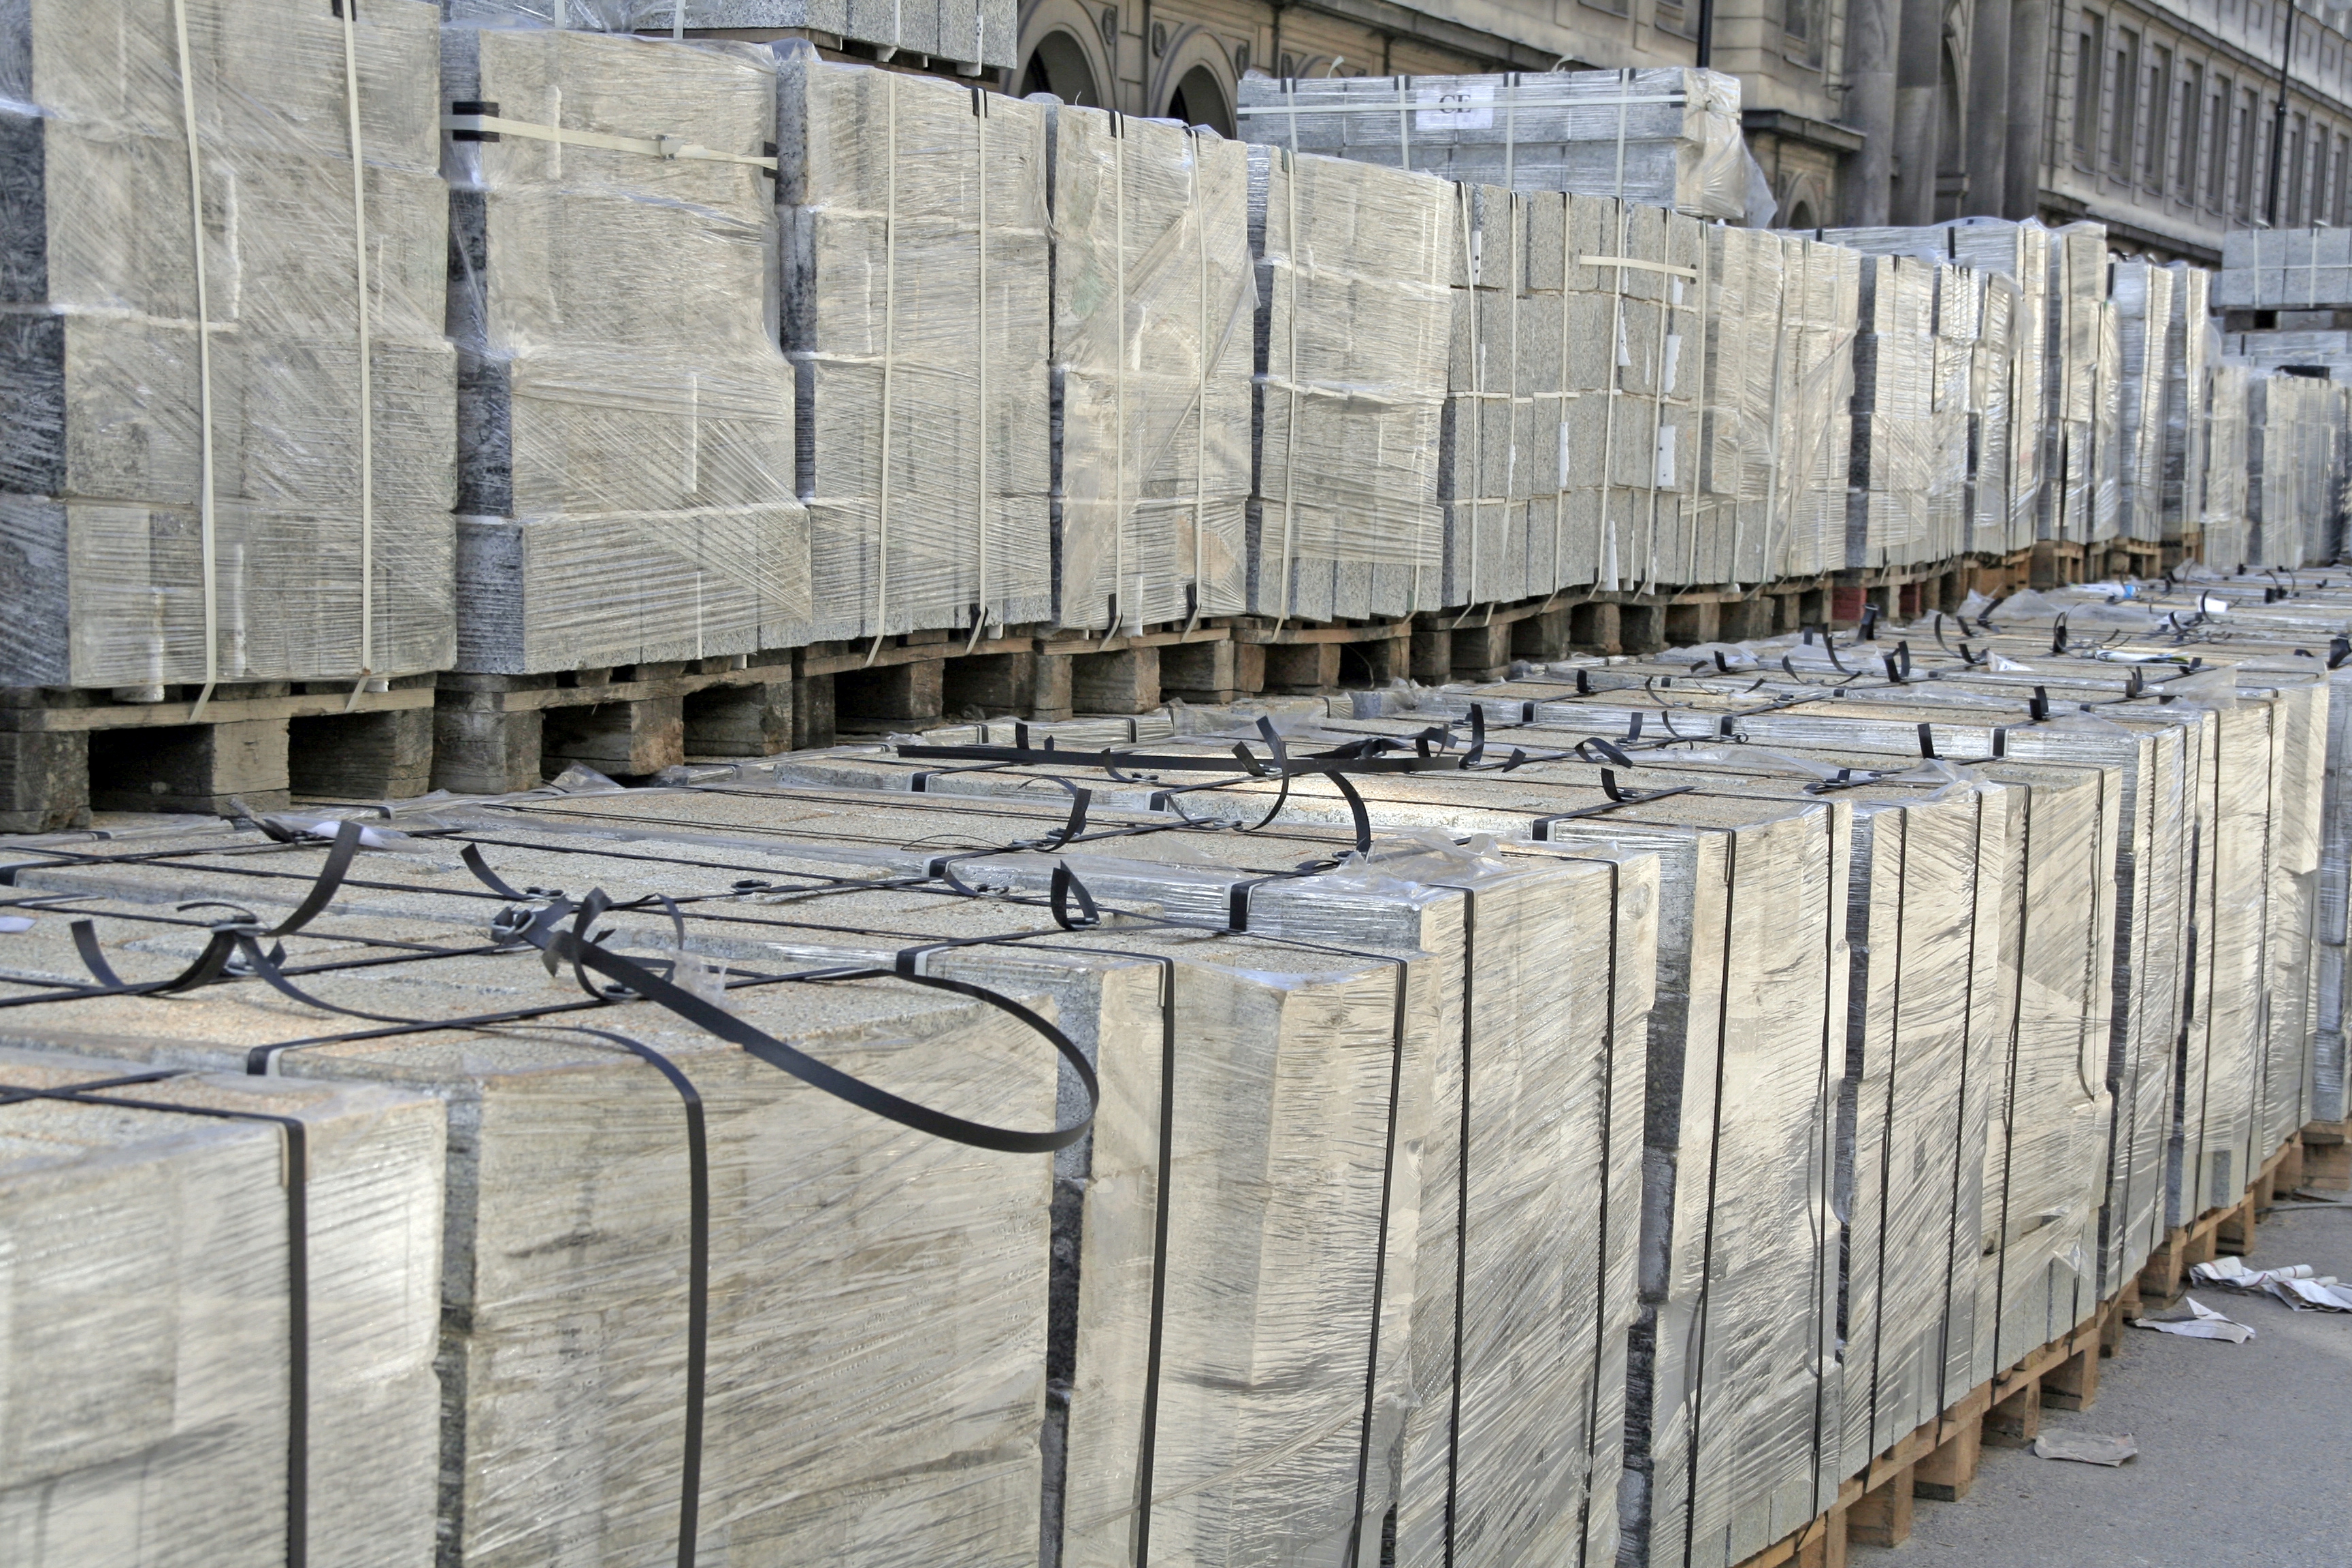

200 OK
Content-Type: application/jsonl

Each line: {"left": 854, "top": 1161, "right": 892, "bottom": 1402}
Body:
{"left": 1875, "top": 1192, "right": 2352, "bottom": 1567}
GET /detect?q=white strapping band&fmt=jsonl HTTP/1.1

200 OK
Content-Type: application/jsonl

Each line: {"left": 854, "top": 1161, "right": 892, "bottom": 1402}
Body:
{"left": 441, "top": 112, "right": 779, "bottom": 171}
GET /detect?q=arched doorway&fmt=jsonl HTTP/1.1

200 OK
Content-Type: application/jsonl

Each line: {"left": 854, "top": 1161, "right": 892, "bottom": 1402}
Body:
{"left": 1166, "top": 63, "right": 1233, "bottom": 137}
{"left": 1022, "top": 29, "right": 1102, "bottom": 106}
{"left": 1785, "top": 200, "right": 1818, "bottom": 230}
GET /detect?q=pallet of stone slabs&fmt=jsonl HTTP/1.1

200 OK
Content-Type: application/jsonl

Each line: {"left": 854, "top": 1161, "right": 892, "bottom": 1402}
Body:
{"left": 433, "top": 654, "right": 802, "bottom": 794}
{"left": 799, "top": 623, "right": 1241, "bottom": 738}
{"left": 1, "top": 676, "right": 439, "bottom": 831}
{"left": 2136, "top": 1131, "right": 2306, "bottom": 1299}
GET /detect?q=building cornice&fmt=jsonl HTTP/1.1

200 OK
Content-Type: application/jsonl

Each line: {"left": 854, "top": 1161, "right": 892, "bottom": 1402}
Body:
{"left": 1742, "top": 107, "right": 1867, "bottom": 153}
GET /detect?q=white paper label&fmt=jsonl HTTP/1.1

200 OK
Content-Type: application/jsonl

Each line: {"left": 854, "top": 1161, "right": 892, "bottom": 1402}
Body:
{"left": 1662, "top": 333, "right": 1682, "bottom": 395}
{"left": 1416, "top": 83, "right": 1494, "bottom": 131}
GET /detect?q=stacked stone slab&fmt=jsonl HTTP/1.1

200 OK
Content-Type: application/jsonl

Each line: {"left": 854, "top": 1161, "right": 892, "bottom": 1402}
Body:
{"left": 2049, "top": 222, "right": 2116, "bottom": 544}
{"left": 1848, "top": 254, "right": 1938, "bottom": 568}
{"left": 1438, "top": 183, "right": 1537, "bottom": 608}
{"left": 777, "top": 42, "right": 1052, "bottom": 640}
{"left": 1692, "top": 223, "right": 1786, "bottom": 585}
{"left": 444, "top": 26, "right": 807, "bottom": 672}
{"left": 0, "top": 826, "right": 1079, "bottom": 1565}
{"left": 728, "top": 754, "right": 1660, "bottom": 1568}
{"left": 1233, "top": 67, "right": 1750, "bottom": 220}
{"left": 2161, "top": 264, "right": 2213, "bottom": 540}
{"left": 0, "top": 0, "right": 455, "bottom": 691}
{"left": 1042, "top": 104, "right": 1255, "bottom": 630}
{"left": 1245, "top": 144, "right": 1453, "bottom": 619}
{"left": 445, "top": 0, "right": 1020, "bottom": 73}
{"left": 0, "top": 1048, "right": 446, "bottom": 1568}
{"left": 2217, "top": 224, "right": 2352, "bottom": 311}
{"left": 2110, "top": 261, "right": 2176, "bottom": 543}
{"left": 2248, "top": 370, "right": 2352, "bottom": 566}
{"left": 1775, "top": 235, "right": 1863, "bottom": 576}
{"left": 2204, "top": 359, "right": 2255, "bottom": 568}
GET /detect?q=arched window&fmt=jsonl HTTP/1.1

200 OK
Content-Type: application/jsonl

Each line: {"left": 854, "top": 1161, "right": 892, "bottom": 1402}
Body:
{"left": 1785, "top": 200, "right": 1818, "bottom": 231}
{"left": 1166, "top": 63, "right": 1233, "bottom": 137}
{"left": 1022, "top": 30, "right": 1102, "bottom": 106}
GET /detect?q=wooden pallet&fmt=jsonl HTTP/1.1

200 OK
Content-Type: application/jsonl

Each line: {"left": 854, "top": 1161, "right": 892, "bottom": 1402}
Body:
{"left": 1, "top": 676, "right": 438, "bottom": 830}
{"left": 433, "top": 655, "right": 798, "bottom": 794}
{"left": 2136, "top": 1133, "right": 2302, "bottom": 1300}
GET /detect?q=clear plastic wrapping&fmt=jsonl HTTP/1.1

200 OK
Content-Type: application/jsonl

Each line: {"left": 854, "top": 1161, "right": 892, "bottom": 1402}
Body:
{"left": 1439, "top": 184, "right": 1537, "bottom": 606}
{"left": 1847, "top": 255, "right": 1938, "bottom": 568}
{"left": 1043, "top": 105, "right": 1255, "bottom": 630}
{"left": 2217, "top": 224, "right": 2352, "bottom": 310}
{"left": 0, "top": 825, "right": 1074, "bottom": 1565}
{"left": 2202, "top": 357, "right": 2253, "bottom": 568}
{"left": 1233, "top": 68, "right": 1749, "bottom": 221}
{"left": 445, "top": 0, "right": 1021, "bottom": 71}
{"left": 1775, "top": 238, "right": 1861, "bottom": 577}
{"left": 779, "top": 46, "right": 1053, "bottom": 639}
{"left": 2160, "top": 264, "right": 2210, "bottom": 541}
{"left": 0, "top": 0, "right": 455, "bottom": 689}
{"left": 2245, "top": 370, "right": 2352, "bottom": 567}
{"left": 2047, "top": 222, "right": 2111, "bottom": 544}
{"left": 444, "top": 25, "right": 807, "bottom": 672}
{"left": 0, "top": 1047, "right": 445, "bottom": 1568}
{"left": 1693, "top": 225, "right": 1786, "bottom": 585}
{"left": 2109, "top": 261, "right": 2174, "bottom": 543}
{"left": 1246, "top": 144, "right": 1453, "bottom": 619}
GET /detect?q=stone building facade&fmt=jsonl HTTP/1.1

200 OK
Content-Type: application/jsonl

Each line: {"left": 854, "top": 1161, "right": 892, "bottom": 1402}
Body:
{"left": 1004, "top": 0, "right": 2352, "bottom": 261}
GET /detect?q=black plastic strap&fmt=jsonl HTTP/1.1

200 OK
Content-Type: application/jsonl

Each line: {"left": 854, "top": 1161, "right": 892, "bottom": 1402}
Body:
{"left": 1917, "top": 723, "right": 1938, "bottom": 760}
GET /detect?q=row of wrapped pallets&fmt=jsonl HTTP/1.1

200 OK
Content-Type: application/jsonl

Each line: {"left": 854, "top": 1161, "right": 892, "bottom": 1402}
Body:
{"left": 5, "top": 566, "right": 2345, "bottom": 1567}
{"left": 5, "top": 2, "right": 2348, "bottom": 713}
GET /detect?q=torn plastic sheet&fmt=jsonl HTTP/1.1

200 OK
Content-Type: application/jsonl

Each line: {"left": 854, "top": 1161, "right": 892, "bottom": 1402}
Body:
{"left": 2031, "top": 1431, "right": 2139, "bottom": 1465}
{"left": 2192, "top": 1256, "right": 2352, "bottom": 1311}
{"left": 2129, "top": 1295, "right": 2256, "bottom": 1343}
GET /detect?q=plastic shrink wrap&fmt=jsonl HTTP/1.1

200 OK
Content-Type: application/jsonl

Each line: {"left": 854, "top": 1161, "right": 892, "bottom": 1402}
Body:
{"left": 706, "top": 758, "right": 1656, "bottom": 1568}
{"left": 1262, "top": 705, "right": 1997, "bottom": 1500}
{"left": 2247, "top": 371, "right": 2351, "bottom": 567}
{"left": 2202, "top": 359, "right": 2253, "bottom": 568}
{"left": 1927, "top": 263, "right": 1982, "bottom": 564}
{"left": 443, "top": 0, "right": 1020, "bottom": 73}
{"left": 0, "top": 1047, "right": 444, "bottom": 1568}
{"left": 2219, "top": 327, "right": 2352, "bottom": 376}
{"left": 2160, "top": 266, "right": 2212, "bottom": 540}
{"left": 1693, "top": 225, "right": 1786, "bottom": 585}
{"left": 1043, "top": 103, "right": 1255, "bottom": 630}
{"left": 1848, "top": 255, "right": 1937, "bottom": 568}
{"left": 1233, "top": 68, "right": 1749, "bottom": 221}
{"left": 1776, "top": 238, "right": 1861, "bottom": 576}
{"left": 2217, "top": 224, "right": 2352, "bottom": 310}
{"left": 0, "top": 823, "right": 1073, "bottom": 1566}
{"left": 0, "top": 0, "right": 455, "bottom": 690}
{"left": 444, "top": 26, "right": 806, "bottom": 673}
{"left": 1439, "top": 184, "right": 1539, "bottom": 607}
{"left": 1246, "top": 145, "right": 1452, "bottom": 619}
{"left": 1805, "top": 219, "right": 2049, "bottom": 551}
{"left": 933, "top": 737, "right": 1853, "bottom": 1568}
{"left": 2047, "top": 223, "right": 2112, "bottom": 544}
{"left": 2110, "top": 261, "right": 2174, "bottom": 542}
{"left": 779, "top": 46, "right": 1053, "bottom": 640}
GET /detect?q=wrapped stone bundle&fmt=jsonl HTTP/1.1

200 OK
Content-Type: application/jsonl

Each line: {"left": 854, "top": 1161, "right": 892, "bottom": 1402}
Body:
{"left": 1516, "top": 193, "right": 1703, "bottom": 593}
{"left": 1774, "top": 236, "right": 1861, "bottom": 577}
{"left": 2204, "top": 359, "right": 2253, "bottom": 568}
{"left": 1234, "top": 68, "right": 1749, "bottom": 221}
{"left": 1925, "top": 263, "right": 1981, "bottom": 563}
{"left": 2090, "top": 289, "right": 2125, "bottom": 542}
{"left": 1965, "top": 272, "right": 2022, "bottom": 554}
{"left": 1439, "top": 183, "right": 1539, "bottom": 607}
{"left": 2247, "top": 370, "right": 2352, "bottom": 566}
{"left": 1246, "top": 145, "right": 1452, "bottom": 619}
{"left": 444, "top": 0, "right": 1020, "bottom": 73}
{"left": 1848, "top": 254, "right": 1937, "bottom": 568}
{"left": 2046, "top": 222, "right": 2112, "bottom": 544}
{"left": 1812, "top": 218, "right": 2053, "bottom": 551}
{"left": 2110, "top": 261, "right": 2175, "bottom": 543}
{"left": 2219, "top": 327, "right": 2352, "bottom": 376}
{"left": 2160, "top": 265, "right": 2212, "bottom": 540}
{"left": 711, "top": 755, "right": 1658, "bottom": 1568}
{"left": 445, "top": 26, "right": 806, "bottom": 672}
{"left": 2217, "top": 224, "right": 2352, "bottom": 310}
{"left": 915, "top": 731, "right": 1851, "bottom": 1568}
{"left": 1043, "top": 103, "right": 1254, "bottom": 630}
{"left": 779, "top": 46, "right": 1052, "bottom": 640}
{"left": 1693, "top": 224, "right": 1786, "bottom": 585}
{"left": 0, "top": 0, "right": 455, "bottom": 690}
{"left": 0, "top": 1048, "right": 445, "bottom": 1568}
{"left": 0, "top": 826, "right": 1073, "bottom": 1565}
